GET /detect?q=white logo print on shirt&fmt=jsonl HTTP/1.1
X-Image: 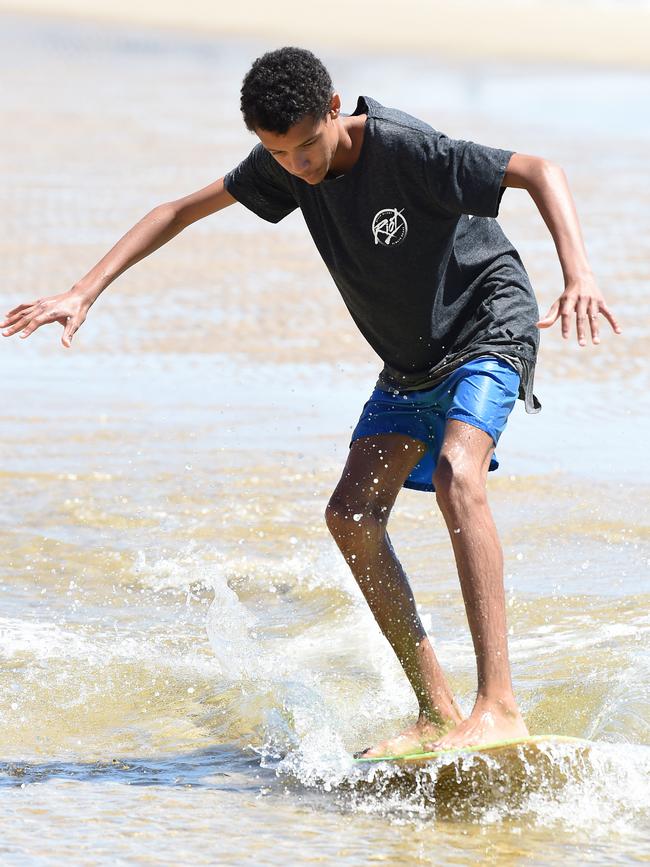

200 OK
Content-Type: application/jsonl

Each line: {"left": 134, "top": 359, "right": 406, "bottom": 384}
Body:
{"left": 372, "top": 208, "right": 408, "bottom": 246}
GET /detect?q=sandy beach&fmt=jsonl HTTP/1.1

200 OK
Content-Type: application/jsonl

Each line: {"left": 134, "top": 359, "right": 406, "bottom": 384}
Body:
{"left": 2, "top": 0, "right": 650, "bottom": 67}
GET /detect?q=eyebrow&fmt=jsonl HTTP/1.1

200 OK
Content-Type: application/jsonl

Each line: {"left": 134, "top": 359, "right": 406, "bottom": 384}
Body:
{"left": 267, "top": 133, "right": 319, "bottom": 153}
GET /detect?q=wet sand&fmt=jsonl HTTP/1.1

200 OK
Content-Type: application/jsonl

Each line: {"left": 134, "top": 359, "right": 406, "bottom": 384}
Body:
{"left": 1, "top": 12, "right": 649, "bottom": 866}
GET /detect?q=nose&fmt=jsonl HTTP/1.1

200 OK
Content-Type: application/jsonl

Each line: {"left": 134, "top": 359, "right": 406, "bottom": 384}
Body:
{"left": 290, "top": 151, "right": 310, "bottom": 177}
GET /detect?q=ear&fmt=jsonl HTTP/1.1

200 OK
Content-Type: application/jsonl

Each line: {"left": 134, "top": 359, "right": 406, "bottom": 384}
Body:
{"left": 329, "top": 92, "right": 341, "bottom": 118}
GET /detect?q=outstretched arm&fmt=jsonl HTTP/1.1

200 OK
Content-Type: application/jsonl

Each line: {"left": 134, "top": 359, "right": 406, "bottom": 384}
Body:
{"left": 1, "top": 177, "right": 236, "bottom": 347}
{"left": 502, "top": 153, "right": 621, "bottom": 346}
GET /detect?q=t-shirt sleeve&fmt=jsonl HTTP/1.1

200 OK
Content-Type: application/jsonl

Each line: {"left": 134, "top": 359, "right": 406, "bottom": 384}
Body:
{"left": 224, "top": 143, "right": 298, "bottom": 224}
{"left": 421, "top": 132, "right": 514, "bottom": 218}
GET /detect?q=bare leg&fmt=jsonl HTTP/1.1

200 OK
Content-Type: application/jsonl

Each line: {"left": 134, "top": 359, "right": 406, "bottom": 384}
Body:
{"left": 326, "top": 433, "right": 463, "bottom": 757}
{"left": 428, "top": 419, "right": 528, "bottom": 749}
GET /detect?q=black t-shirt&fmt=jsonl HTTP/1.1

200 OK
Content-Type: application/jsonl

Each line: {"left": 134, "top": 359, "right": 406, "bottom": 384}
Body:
{"left": 224, "top": 95, "right": 540, "bottom": 411}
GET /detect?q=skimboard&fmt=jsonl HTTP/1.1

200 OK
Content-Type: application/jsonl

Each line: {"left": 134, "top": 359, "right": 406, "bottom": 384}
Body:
{"left": 353, "top": 734, "right": 591, "bottom": 767}
{"left": 352, "top": 735, "right": 594, "bottom": 813}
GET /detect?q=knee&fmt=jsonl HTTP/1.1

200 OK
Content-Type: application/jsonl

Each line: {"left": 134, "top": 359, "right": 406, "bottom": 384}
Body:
{"left": 325, "top": 492, "right": 390, "bottom": 549}
{"left": 433, "top": 452, "right": 487, "bottom": 513}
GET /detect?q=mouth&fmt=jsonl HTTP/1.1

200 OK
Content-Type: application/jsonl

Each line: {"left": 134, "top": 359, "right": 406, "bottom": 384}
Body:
{"left": 298, "top": 169, "right": 322, "bottom": 183}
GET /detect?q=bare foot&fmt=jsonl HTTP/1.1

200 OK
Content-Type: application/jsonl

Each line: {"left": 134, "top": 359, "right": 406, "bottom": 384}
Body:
{"left": 355, "top": 713, "right": 460, "bottom": 759}
{"left": 427, "top": 697, "right": 528, "bottom": 751}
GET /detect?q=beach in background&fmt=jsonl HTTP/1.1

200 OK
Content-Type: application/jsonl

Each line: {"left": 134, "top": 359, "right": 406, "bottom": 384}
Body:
{"left": 3, "top": 0, "right": 650, "bottom": 67}
{"left": 0, "top": 6, "right": 649, "bottom": 865}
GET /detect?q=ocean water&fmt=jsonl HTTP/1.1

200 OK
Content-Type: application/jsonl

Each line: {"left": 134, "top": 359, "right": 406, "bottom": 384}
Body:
{"left": 1, "top": 14, "right": 649, "bottom": 865}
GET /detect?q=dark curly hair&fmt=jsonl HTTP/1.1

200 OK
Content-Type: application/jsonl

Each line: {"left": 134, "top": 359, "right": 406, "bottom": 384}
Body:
{"left": 240, "top": 47, "right": 334, "bottom": 134}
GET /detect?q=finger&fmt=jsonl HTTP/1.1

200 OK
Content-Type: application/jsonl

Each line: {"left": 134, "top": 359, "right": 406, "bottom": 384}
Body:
{"left": 588, "top": 299, "right": 600, "bottom": 345}
{"left": 3, "top": 302, "right": 36, "bottom": 318}
{"left": 1, "top": 306, "right": 36, "bottom": 329}
{"left": 19, "top": 314, "right": 49, "bottom": 339}
{"left": 576, "top": 296, "right": 589, "bottom": 346}
{"left": 62, "top": 316, "right": 77, "bottom": 348}
{"left": 600, "top": 302, "right": 622, "bottom": 335}
{"left": 2, "top": 314, "right": 34, "bottom": 337}
{"left": 537, "top": 300, "right": 560, "bottom": 329}
{"left": 560, "top": 298, "right": 574, "bottom": 340}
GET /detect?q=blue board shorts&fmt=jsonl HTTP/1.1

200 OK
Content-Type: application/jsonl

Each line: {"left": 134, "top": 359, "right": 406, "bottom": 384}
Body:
{"left": 350, "top": 356, "right": 520, "bottom": 493}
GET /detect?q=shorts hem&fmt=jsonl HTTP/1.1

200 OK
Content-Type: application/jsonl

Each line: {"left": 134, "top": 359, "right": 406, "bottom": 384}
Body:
{"left": 403, "top": 479, "right": 435, "bottom": 493}
{"left": 445, "top": 411, "right": 498, "bottom": 446}
{"left": 349, "top": 427, "right": 430, "bottom": 450}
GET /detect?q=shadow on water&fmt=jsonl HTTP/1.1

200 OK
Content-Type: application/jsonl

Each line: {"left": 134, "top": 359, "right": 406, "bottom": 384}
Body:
{"left": 0, "top": 745, "right": 272, "bottom": 791}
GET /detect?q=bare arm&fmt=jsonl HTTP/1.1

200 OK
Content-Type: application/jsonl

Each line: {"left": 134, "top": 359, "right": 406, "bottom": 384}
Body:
{"left": 502, "top": 153, "right": 621, "bottom": 345}
{"left": 1, "top": 177, "right": 236, "bottom": 347}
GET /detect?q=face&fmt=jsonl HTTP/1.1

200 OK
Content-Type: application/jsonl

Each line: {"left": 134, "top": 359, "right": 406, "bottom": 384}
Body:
{"left": 255, "top": 96, "right": 341, "bottom": 185}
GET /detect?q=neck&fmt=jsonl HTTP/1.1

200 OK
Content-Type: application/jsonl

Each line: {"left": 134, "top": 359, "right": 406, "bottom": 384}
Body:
{"left": 329, "top": 113, "right": 367, "bottom": 176}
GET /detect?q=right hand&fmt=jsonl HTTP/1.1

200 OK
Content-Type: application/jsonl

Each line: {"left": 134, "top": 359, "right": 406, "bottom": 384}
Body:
{"left": 1, "top": 287, "right": 92, "bottom": 348}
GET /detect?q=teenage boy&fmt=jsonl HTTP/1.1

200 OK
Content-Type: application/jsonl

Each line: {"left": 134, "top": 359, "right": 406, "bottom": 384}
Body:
{"left": 1, "top": 47, "right": 620, "bottom": 757}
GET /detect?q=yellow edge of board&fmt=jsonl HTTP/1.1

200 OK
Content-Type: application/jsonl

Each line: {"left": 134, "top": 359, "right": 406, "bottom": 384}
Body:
{"left": 353, "top": 734, "right": 590, "bottom": 764}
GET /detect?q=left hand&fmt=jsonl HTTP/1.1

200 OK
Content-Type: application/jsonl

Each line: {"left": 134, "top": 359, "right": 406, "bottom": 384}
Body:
{"left": 537, "top": 274, "right": 621, "bottom": 346}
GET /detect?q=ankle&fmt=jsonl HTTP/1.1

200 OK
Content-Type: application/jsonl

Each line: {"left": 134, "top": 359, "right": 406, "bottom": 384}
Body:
{"left": 475, "top": 693, "right": 521, "bottom": 717}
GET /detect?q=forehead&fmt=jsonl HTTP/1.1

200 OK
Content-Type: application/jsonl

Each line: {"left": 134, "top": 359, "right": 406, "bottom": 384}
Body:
{"left": 256, "top": 114, "right": 324, "bottom": 150}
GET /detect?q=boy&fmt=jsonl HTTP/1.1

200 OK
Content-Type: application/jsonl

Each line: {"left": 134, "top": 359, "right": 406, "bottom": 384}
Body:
{"left": 1, "top": 47, "right": 620, "bottom": 757}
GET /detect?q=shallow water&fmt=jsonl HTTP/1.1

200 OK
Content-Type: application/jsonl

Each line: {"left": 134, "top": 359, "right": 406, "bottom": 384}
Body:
{"left": 1, "top": 13, "right": 649, "bottom": 865}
